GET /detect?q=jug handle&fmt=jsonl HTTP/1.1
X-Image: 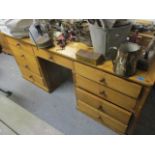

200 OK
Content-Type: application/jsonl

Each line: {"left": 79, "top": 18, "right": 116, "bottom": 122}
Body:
{"left": 109, "top": 47, "right": 118, "bottom": 60}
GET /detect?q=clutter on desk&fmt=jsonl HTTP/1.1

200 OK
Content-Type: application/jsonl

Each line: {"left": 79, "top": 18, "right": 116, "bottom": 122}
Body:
{"left": 1, "top": 19, "right": 155, "bottom": 78}
{"left": 0, "top": 19, "right": 33, "bottom": 38}
{"left": 131, "top": 20, "right": 155, "bottom": 33}
{"left": 76, "top": 49, "right": 104, "bottom": 66}
{"left": 29, "top": 19, "right": 53, "bottom": 48}
{"left": 88, "top": 19, "right": 132, "bottom": 59}
{"left": 52, "top": 20, "right": 92, "bottom": 48}
{"left": 87, "top": 19, "right": 130, "bottom": 29}
{"left": 137, "top": 36, "right": 155, "bottom": 71}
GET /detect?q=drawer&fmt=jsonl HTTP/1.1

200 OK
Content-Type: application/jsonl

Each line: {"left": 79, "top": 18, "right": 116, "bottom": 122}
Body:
{"left": 23, "top": 53, "right": 42, "bottom": 76}
{"left": 75, "top": 75, "right": 136, "bottom": 111}
{"left": 0, "top": 33, "right": 12, "bottom": 54}
{"left": 12, "top": 50, "right": 28, "bottom": 68}
{"left": 77, "top": 100, "right": 127, "bottom": 134}
{"left": 33, "top": 47, "right": 73, "bottom": 70}
{"left": 75, "top": 62, "right": 142, "bottom": 98}
{"left": 10, "top": 45, "right": 42, "bottom": 75}
{"left": 19, "top": 58, "right": 41, "bottom": 76}
{"left": 9, "top": 44, "right": 24, "bottom": 57}
{"left": 20, "top": 67, "right": 46, "bottom": 87}
{"left": 6, "top": 37, "right": 34, "bottom": 56}
{"left": 5, "top": 35, "right": 20, "bottom": 46}
{"left": 76, "top": 88, "right": 132, "bottom": 124}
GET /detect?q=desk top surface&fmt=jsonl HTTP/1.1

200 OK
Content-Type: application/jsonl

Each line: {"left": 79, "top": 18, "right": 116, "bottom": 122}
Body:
{"left": 4, "top": 33, "right": 155, "bottom": 87}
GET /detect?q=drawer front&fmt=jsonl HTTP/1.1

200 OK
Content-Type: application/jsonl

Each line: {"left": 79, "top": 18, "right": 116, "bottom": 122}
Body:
{"left": 10, "top": 45, "right": 41, "bottom": 75}
{"left": 75, "top": 62, "right": 142, "bottom": 98}
{"left": 77, "top": 100, "right": 127, "bottom": 134}
{"left": 20, "top": 67, "right": 46, "bottom": 87}
{"left": 10, "top": 44, "right": 24, "bottom": 57}
{"left": 0, "top": 33, "right": 12, "bottom": 53}
{"left": 76, "top": 88, "right": 132, "bottom": 124}
{"left": 6, "top": 36, "right": 34, "bottom": 56}
{"left": 5, "top": 35, "right": 20, "bottom": 46}
{"left": 33, "top": 47, "right": 73, "bottom": 70}
{"left": 11, "top": 48, "right": 28, "bottom": 67}
{"left": 23, "top": 53, "right": 42, "bottom": 76}
{"left": 20, "top": 43, "right": 35, "bottom": 56}
{"left": 75, "top": 75, "right": 136, "bottom": 111}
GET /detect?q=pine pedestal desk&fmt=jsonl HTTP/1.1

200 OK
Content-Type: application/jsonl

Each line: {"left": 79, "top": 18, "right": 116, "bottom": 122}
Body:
{"left": 1, "top": 32, "right": 155, "bottom": 134}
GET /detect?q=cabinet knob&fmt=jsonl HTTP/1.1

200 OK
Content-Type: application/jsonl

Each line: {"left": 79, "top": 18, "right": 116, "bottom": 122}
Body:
{"left": 25, "top": 65, "right": 29, "bottom": 68}
{"left": 99, "top": 91, "right": 107, "bottom": 97}
{"left": 99, "top": 78, "right": 106, "bottom": 84}
{"left": 98, "top": 105, "right": 104, "bottom": 112}
{"left": 98, "top": 116, "right": 104, "bottom": 123}
{"left": 29, "top": 75, "right": 34, "bottom": 81}
{"left": 16, "top": 43, "right": 20, "bottom": 47}
{"left": 49, "top": 56, "right": 53, "bottom": 60}
{"left": 98, "top": 116, "right": 101, "bottom": 119}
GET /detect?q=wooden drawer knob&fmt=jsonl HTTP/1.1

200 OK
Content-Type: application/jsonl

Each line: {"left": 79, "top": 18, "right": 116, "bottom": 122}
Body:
{"left": 21, "top": 54, "right": 25, "bottom": 58}
{"left": 49, "top": 56, "right": 53, "bottom": 60}
{"left": 25, "top": 65, "right": 29, "bottom": 69}
{"left": 16, "top": 43, "right": 20, "bottom": 47}
{"left": 98, "top": 105, "right": 105, "bottom": 112}
{"left": 98, "top": 116, "right": 104, "bottom": 123}
{"left": 99, "top": 91, "right": 107, "bottom": 97}
{"left": 99, "top": 78, "right": 106, "bottom": 84}
{"left": 29, "top": 75, "right": 34, "bottom": 81}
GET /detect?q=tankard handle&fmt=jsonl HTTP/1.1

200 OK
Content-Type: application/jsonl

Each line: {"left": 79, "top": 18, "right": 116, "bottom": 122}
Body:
{"left": 109, "top": 46, "right": 118, "bottom": 60}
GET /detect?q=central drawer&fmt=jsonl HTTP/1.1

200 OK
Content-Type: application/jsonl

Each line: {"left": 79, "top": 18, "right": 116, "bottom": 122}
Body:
{"left": 33, "top": 47, "right": 73, "bottom": 70}
{"left": 76, "top": 88, "right": 132, "bottom": 124}
{"left": 75, "top": 74, "right": 136, "bottom": 111}
{"left": 75, "top": 62, "right": 142, "bottom": 98}
{"left": 77, "top": 100, "right": 128, "bottom": 134}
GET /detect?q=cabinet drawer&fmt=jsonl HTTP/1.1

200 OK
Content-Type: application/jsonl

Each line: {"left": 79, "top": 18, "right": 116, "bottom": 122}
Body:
{"left": 77, "top": 100, "right": 127, "bottom": 134}
{"left": 6, "top": 36, "right": 34, "bottom": 56}
{"left": 0, "top": 33, "right": 12, "bottom": 54}
{"left": 23, "top": 53, "right": 42, "bottom": 76}
{"left": 20, "top": 67, "right": 46, "bottom": 87}
{"left": 33, "top": 47, "right": 73, "bottom": 70}
{"left": 10, "top": 46, "right": 27, "bottom": 67}
{"left": 76, "top": 88, "right": 132, "bottom": 124}
{"left": 10, "top": 45, "right": 41, "bottom": 75}
{"left": 75, "top": 75, "right": 136, "bottom": 111}
{"left": 75, "top": 62, "right": 142, "bottom": 98}
{"left": 19, "top": 58, "right": 41, "bottom": 76}
{"left": 5, "top": 35, "right": 20, "bottom": 46}
{"left": 10, "top": 44, "right": 24, "bottom": 57}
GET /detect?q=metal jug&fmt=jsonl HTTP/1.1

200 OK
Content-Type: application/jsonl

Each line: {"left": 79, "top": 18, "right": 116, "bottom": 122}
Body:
{"left": 112, "top": 42, "right": 141, "bottom": 77}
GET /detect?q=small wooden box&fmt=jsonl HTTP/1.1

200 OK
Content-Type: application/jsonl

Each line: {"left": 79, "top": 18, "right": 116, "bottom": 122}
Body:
{"left": 76, "top": 49, "right": 104, "bottom": 66}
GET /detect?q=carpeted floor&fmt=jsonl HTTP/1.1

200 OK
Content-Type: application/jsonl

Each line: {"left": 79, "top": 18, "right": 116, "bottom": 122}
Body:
{"left": 0, "top": 53, "right": 155, "bottom": 135}
{"left": 0, "top": 53, "right": 116, "bottom": 135}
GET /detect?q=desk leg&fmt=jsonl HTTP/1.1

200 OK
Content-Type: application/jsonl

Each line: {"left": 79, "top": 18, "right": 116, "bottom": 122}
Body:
{"left": 127, "top": 86, "right": 151, "bottom": 134}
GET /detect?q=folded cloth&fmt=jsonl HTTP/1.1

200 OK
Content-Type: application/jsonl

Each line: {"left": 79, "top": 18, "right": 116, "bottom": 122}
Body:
{"left": 0, "top": 19, "right": 32, "bottom": 38}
